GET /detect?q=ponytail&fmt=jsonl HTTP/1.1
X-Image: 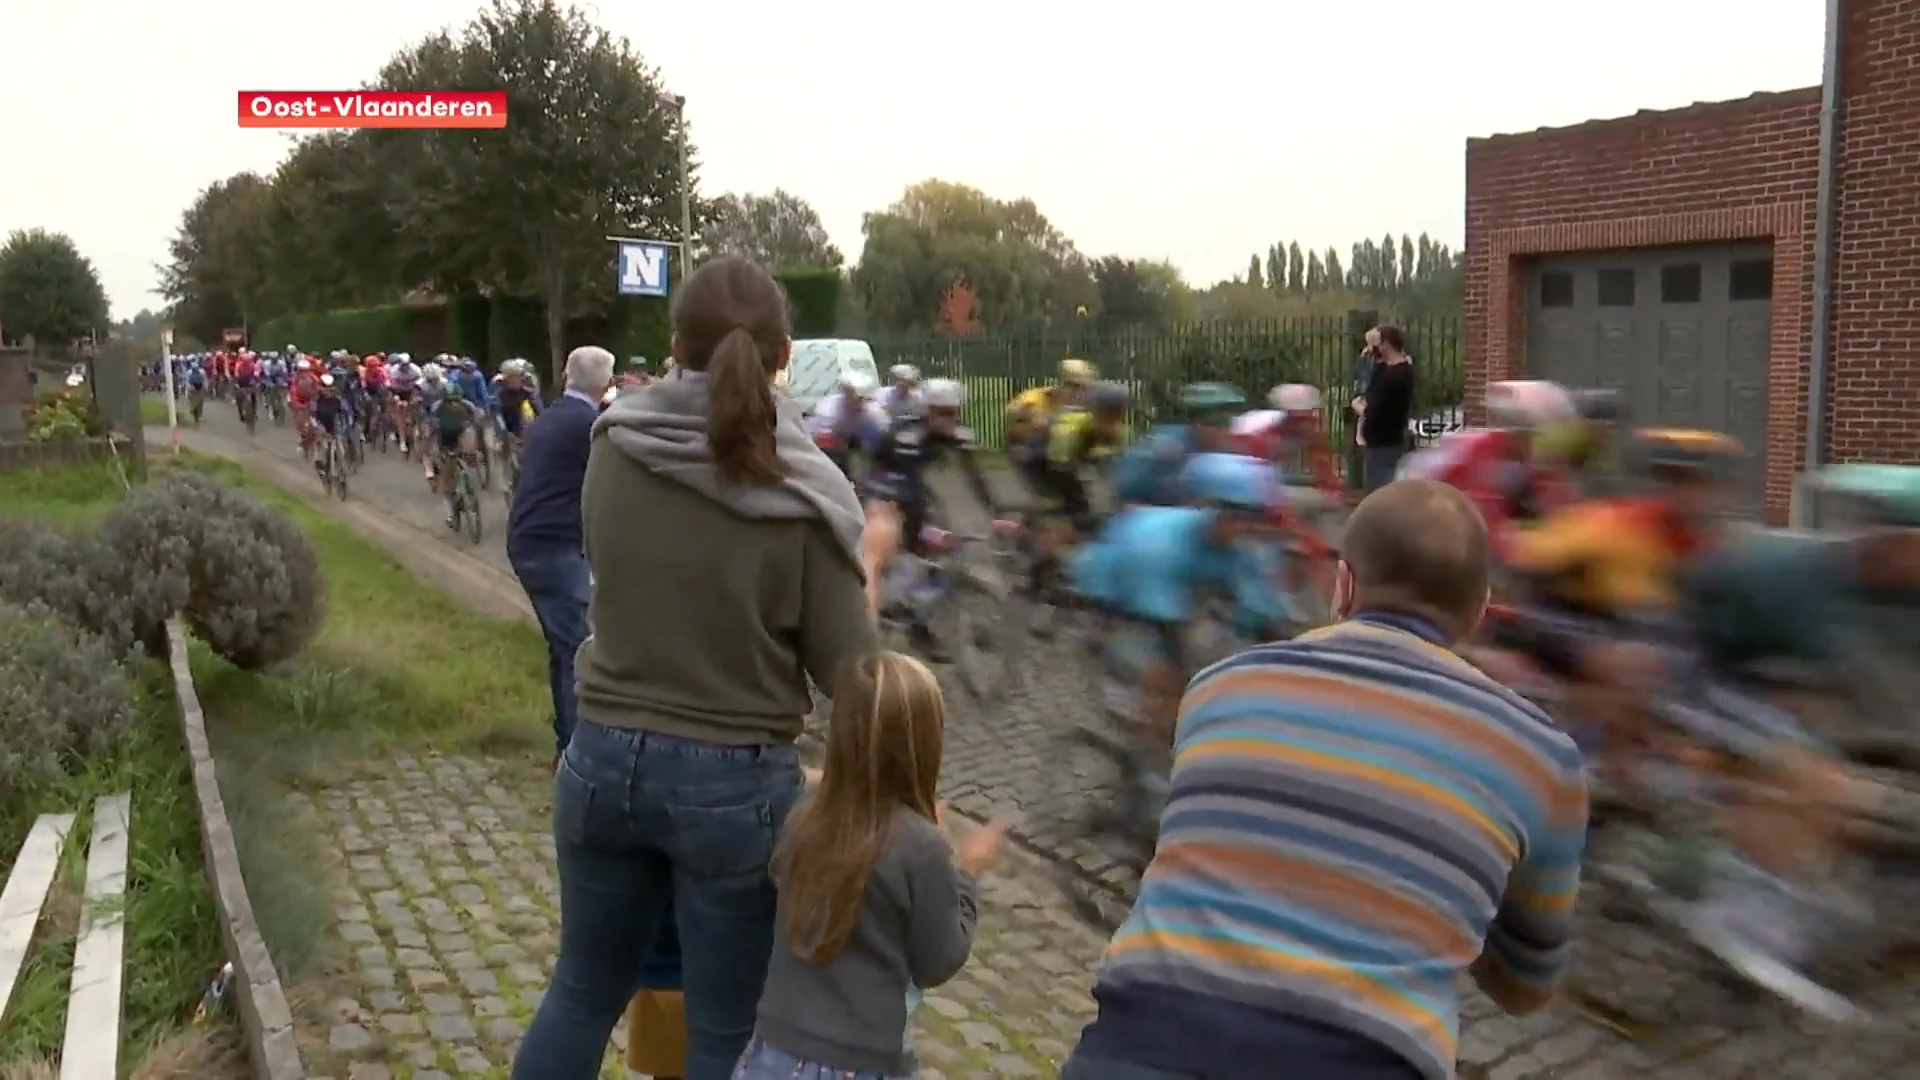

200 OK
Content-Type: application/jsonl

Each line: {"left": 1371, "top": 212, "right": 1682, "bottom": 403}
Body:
{"left": 708, "top": 327, "right": 782, "bottom": 484}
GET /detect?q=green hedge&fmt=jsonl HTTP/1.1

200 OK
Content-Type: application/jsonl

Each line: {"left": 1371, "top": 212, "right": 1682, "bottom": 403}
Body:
{"left": 780, "top": 271, "right": 840, "bottom": 336}
{"left": 259, "top": 305, "right": 413, "bottom": 356}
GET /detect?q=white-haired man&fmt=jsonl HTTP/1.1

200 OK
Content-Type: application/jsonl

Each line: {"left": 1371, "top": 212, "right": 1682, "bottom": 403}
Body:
{"left": 507, "top": 345, "right": 615, "bottom": 765}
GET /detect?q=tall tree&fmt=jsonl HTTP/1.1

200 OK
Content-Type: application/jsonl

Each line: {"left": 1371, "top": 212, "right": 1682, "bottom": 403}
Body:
{"left": 410, "top": 0, "right": 696, "bottom": 373}
{"left": 159, "top": 173, "right": 275, "bottom": 344}
{"left": 1286, "top": 242, "right": 1305, "bottom": 293}
{"left": 0, "top": 229, "right": 109, "bottom": 349}
{"left": 1324, "top": 247, "right": 1344, "bottom": 292}
{"left": 853, "top": 179, "right": 1088, "bottom": 333}
{"left": 703, "top": 190, "right": 844, "bottom": 270}
{"left": 1245, "top": 254, "right": 1263, "bottom": 290}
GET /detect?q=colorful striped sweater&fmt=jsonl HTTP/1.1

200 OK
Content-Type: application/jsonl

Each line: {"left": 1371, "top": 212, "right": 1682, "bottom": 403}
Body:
{"left": 1076, "top": 610, "right": 1589, "bottom": 1080}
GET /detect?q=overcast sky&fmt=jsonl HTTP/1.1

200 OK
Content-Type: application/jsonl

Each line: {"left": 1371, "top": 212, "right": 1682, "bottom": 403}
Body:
{"left": 4, "top": 0, "right": 1822, "bottom": 318}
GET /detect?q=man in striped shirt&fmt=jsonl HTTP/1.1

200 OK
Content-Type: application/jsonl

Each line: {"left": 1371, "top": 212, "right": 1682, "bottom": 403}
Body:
{"left": 1063, "top": 478, "right": 1589, "bottom": 1080}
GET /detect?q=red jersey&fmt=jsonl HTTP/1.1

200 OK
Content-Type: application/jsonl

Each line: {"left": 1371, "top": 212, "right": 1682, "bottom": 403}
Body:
{"left": 1231, "top": 410, "right": 1338, "bottom": 491}
{"left": 1400, "top": 429, "right": 1577, "bottom": 558}
{"left": 232, "top": 356, "right": 259, "bottom": 382}
{"left": 362, "top": 363, "right": 389, "bottom": 388}
{"left": 290, "top": 371, "right": 319, "bottom": 407}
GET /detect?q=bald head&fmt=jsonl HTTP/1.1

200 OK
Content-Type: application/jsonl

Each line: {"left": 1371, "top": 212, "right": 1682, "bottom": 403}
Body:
{"left": 1340, "top": 479, "right": 1490, "bottom": 640}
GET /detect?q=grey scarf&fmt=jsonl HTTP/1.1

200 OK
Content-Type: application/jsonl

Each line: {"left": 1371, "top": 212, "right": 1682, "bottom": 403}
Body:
{"left": 594, "top": 368, "right": 868, "bottom": 575}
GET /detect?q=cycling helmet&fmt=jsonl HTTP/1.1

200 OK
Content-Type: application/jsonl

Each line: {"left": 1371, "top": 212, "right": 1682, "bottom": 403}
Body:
{"left": 461, "top": 357, "right": 479, "bottom": 371}
{"left": 1630, "top": 428, "right": 1741, "bottom": 474}
{"left": 889, "top": 363, "right": 921, "bottom": 383}
{"left": 444, "top": 382, "right": 464, "bottom": 400}
{"left": 318, "top": 374, "right": 335, "bottom": 388}
{"left": 1573, "top": 387, "right": 1622, "bottom": 423}
{"left": 1059, "top": 358, "right": 1095, "bottom": 384}
{"left": 422, "top": 363, "right": 444, "bottom": 380}
{"left": 284, "top": 344, "right": 297, "bottom": 355}
{"left": 1485, "top": 380, "right": 1577, "bottom": 430}
{"left": 1182, "top": 382, "right": 1247, "bottom": 416}
{"left": 1181, "top": 452, "right": 1274, "bottom": 511}
{"left": 1268, "top": 383, "right": 1322, "bottom": 412}
{"left": 838, "top": 370, "right": 876, "bottom": 394}
{"left": 921, "top": 378, "right": 965, "bottom": 409}
{"left": 295, "top": 358, "right": 311, "bottom": 372}
{"left": 1086, "top": 381, "right": 1130, "bottom": 416}
{"left": 392, "top": 352, "right": 411, "bottom": 364}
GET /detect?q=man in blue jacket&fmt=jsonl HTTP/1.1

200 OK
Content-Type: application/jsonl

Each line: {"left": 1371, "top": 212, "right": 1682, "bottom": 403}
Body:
{"left": 507, "top": 345, "right": 614, "bottom": 763}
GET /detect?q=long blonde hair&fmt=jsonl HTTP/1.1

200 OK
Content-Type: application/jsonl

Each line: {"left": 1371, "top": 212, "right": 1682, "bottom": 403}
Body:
{"left": 774, "top": 652, "right": 945, "bottom": 963}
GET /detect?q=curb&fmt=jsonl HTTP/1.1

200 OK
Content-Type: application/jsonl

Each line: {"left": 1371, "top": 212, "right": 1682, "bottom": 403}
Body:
{"left": 165, "top": 619, "right": 306, "bottom": 1080}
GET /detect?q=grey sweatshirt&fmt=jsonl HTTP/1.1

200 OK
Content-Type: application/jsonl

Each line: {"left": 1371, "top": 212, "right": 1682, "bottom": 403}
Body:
{"left": 754, "top": 807, "right": 979, "bottom": 1075}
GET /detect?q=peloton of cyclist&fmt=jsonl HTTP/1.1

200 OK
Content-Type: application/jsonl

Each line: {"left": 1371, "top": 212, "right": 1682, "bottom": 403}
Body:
{"left": 1110, "top": 382, "right": 1247, "bottom": 506}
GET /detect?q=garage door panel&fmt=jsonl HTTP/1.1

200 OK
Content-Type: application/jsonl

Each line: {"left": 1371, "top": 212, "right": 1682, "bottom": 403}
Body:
{"left": 1525, "top": 244, "right": 1771, "bottom": 511}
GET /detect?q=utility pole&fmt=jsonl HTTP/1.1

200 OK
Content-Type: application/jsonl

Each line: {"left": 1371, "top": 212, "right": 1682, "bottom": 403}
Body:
{"left": 673, "top": 95, "right": 693, "bottom": 283}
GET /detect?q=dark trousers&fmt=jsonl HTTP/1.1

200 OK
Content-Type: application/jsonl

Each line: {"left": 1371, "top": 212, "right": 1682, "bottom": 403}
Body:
{"left": 1363, "top": 445, "right": 1406, "bottom": 492}
{"left": 508, "top": 545, "right": 593, "bottom": 754}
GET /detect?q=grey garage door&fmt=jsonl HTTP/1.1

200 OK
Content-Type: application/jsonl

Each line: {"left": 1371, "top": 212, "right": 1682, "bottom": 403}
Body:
{"left": 1526, "top": 244, "right": 1772, "bottom": 508}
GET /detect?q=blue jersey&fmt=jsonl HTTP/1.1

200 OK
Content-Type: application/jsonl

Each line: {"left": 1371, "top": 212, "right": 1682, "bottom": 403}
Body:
{"left": 1109, "top": 425, "right": 1198, "bottom": 506}
{"left": 451, "top": 370, "right": 489, "bottom": 408}
{"left": 1070, "top": 505, "right": 1283, "bottom": 628}
{"left": 185, "top": 366, "right": 207, "bottom": 388}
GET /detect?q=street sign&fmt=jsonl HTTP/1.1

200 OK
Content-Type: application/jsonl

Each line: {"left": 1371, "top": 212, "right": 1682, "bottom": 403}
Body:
{"left": 613, "top": 238, "right": 673, "bottom": 298}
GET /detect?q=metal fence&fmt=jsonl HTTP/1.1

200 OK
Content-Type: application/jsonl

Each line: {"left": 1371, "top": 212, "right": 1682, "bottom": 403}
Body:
{"left": 866, "top": 313, "right": 1464, "bottom": 455}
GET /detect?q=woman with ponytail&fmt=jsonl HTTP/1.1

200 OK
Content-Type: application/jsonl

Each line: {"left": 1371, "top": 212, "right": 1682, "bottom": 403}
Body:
{"left": 513, "top": 256, "right": 898, "bottom": 1080}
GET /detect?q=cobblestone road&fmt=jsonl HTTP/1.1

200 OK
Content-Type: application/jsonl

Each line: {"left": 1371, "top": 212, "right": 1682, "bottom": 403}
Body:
{"left": 164, "top": 398, "right": 1920, "bottom": 1077}
{"left": 291, "top": 752, "right": 1102, "bottom": 1080}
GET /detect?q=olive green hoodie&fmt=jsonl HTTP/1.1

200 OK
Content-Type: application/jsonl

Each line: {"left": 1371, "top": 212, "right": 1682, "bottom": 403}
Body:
{"left": 574, "top": 370, "right": 876, "bottom": 745}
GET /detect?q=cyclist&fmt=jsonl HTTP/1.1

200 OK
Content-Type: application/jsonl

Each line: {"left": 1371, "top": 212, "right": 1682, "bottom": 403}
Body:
{"left": 866, "top": 377, "right": 1002, "bottom": 654}
{"left": 1400, "top": 380, "right": 1579, "bottom": 554}
{"left": 1233, "top": 383, "right": 1339, "bottom": 492}
{"left": 1535, "top": 386, "right": 1625, "bottom": 497}
{"left": 417, "top": 362, "right": 448, "bottom": 476}
{"left": 808, "top": 370, "right": 886, "bottom": 478}
{"left": 1071, "top": 452, "right": 1289, "bottom": 768}
{"left": 183, "top": 357, "right": 209, "bottom": 423}
{"left": 230, "top": 349, "right": 261, "bottom": 425}
{"left": 308, "top": 374, "right": 347, "bottom": 476}
{"left": 261, "top": 350, "right": 289, "bottom": 414}
{"left": 1018, "top": 381, "right": 1130, "bottom": 609}
{"left": 1006, "top": 358, "right": 1094, "bottom": 475}
{"left": 875, "top": 363, "right": 923, "bottom": 422}
{"left": 1110, "top": 382, "right": 1247, "bottom": 506}
{"left": 451, "top": 357, "right": 493, "bottom": 460}
{"left": 427, "top": 381, "right": 483, "bottom": 526}
{"left": 387, "top": 352, "right": 421, "bottom": 449}
{"left": 493, "top": 359, "right": 542, "bottom": 472}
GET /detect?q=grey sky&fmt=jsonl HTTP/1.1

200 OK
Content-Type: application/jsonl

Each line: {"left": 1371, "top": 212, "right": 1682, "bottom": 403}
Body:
{"left": 3, "top": 0, "right": 1821, "bottom": 319}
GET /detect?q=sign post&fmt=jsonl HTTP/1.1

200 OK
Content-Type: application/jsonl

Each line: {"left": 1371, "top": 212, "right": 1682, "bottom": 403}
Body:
{"left": 160, "top": 328, "right": 180, "bottom": 454}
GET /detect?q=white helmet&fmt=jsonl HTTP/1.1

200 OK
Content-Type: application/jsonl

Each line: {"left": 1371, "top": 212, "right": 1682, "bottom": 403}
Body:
{"left": 839, "top": 370, "right": 876, "bottom": 394}
{"left": 921, "top": 378, "right": 965, "bottom": 409}
{"left": 422, "top": 362, "right": 444, "bottom": 380}
{"left": 392, "top": 352, "right": 411, "bottom": 365}
{"left": 1268, "top": 383, "right": 1322, "bottom": 412}
{"left": 1486, "top": 380, "right": 1577, "bottom": 430}
{"left": 319, "top": 374, "right": 335, "bottom": 388}
{"left": 888, "top": 363, "right": 920, "bottom": 383}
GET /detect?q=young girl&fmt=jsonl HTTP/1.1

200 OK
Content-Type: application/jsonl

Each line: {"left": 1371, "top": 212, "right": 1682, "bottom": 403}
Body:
{"left": 735, "top": 652, "right": 1005, "bottom": 1080}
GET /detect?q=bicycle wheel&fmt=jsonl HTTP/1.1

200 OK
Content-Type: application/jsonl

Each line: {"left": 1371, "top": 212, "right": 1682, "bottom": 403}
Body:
{"left": 462, "top": 472, "right": 483, "bottom": 543}
{"left": 320, "top": 445, "right": 336, "bottom": 496}
{"left": 478, "top": 443, "right": 494, "bottom": 491}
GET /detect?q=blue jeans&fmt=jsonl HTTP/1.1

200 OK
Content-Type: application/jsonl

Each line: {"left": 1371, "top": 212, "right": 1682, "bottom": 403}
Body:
{"left": 508, "top": 546, "right": 592, "bottom": 754}
{"left": 511, "top": 721, "right": 803, "bottom": 1080}
{"left": 731, "top": 1037, "right": 912, "bottom": 1080}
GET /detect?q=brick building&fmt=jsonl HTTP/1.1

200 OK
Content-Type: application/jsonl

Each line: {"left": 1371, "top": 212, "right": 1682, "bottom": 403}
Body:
{"left": 1464, "top": 0, "right": 1919, "bottom": 520}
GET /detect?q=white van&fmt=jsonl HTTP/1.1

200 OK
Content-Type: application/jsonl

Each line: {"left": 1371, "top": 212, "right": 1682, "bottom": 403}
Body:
{"left": 786, "top": 339, "right": 880, "bottom": 415}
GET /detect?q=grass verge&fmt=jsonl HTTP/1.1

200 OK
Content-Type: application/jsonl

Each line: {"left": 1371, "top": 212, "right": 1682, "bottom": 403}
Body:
{"left": 0, "top": 466, "right": 243, "bottom": 1076}
{"left": 158, "top": 452, "right": 550, "bottom": 981}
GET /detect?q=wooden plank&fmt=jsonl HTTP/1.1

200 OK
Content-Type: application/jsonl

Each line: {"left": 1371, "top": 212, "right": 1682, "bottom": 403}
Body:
{"left": 0, "top": 812, "right": 76, "bottom": 1020}
{"left": 61, "top": 792, "right": 131, "bottom": 1080}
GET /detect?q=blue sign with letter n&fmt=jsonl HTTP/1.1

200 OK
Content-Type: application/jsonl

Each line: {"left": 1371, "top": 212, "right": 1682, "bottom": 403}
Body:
{"left": 616, "top": 239, "right": 673, "bottom": 297}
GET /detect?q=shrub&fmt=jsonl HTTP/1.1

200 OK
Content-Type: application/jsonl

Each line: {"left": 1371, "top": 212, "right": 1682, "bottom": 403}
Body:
{"left": 101, "top": 471, "right": 325, "bottom": 671}
{"left": 0, "top": 601, "right": 142, "bottom": 797}
{"left": 26, "top": 390, "right": 106, "bottom": 442}
{"left": 0, "top": 518, "right": 176, "bottom": 662}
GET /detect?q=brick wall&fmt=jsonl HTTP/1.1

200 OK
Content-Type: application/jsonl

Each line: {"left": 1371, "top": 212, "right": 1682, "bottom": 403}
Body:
{"left": 1830, "top": 0, "right": 1920, "bottom": 464}
{"left": 1463, "top": 90, "right": 1821, "bottom": 517}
